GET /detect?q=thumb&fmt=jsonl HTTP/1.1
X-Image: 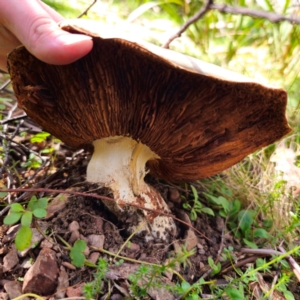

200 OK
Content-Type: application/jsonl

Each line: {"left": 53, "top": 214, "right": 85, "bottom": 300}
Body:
{"left": 1, "top": 0, "right": 93, "bottom": 65}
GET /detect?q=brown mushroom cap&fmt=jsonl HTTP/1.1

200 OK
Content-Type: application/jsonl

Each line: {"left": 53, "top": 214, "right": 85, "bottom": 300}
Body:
{"left": 8, "top": 22, "right": 291, "bottom": 182}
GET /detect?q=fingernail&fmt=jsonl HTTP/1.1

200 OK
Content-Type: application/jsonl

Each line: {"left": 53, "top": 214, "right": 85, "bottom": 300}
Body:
{"left": 56, "top": 34, "right": 92, "bottom": 45}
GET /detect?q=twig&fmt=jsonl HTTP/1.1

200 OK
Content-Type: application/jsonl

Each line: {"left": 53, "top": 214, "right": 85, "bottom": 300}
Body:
{"left": 1, "top": 187, "right": 213, "bottom": 243}
{"left": 241, "top": 248, "right": 284, "bottom": 256}
{"left": 219, "top": 254, "right": 264, "bottom": 275}
{"left": 162, "top": 0, "right": 213, "bottom": 49}
{"left": 214, "top": 220, "right": 226, "bottom": 265}
{"left": 210, "top": 3, "right": 300, "bottom": 25}
{"left": 163, "top": 1, "right": 300, "bottom": 48}
{"left": 77, "top": 0, "right": 97, "bottom": 18}
{"left": 269, "top": 265, "right": 280, "bottom": 300}
{"left": 0, "top": 79, "right": 11, "bottom": 90}
{"left": 0, "top": 131, "right": 46, "bottom": 159}
{"left": 278, "top": 246, "right": 300, "bottom": 282}
{"left": 0, "top": 116, "right": 23, "bottom": 177}
{"left": 0, "top": 112, "right": 27, "bottom": 125}
{"left": 241, "top": 246, "right": 300, "bottom": 282}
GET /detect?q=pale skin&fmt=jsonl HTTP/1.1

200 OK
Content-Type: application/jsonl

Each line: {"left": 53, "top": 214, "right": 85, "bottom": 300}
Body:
{"left": 0, "top": 0, "right": 93, "bottom": 72}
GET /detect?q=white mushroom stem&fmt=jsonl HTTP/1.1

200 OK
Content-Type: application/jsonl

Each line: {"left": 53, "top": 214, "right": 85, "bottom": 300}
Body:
{"left": 86, "top": 136, "right": 176, "bottom": 241}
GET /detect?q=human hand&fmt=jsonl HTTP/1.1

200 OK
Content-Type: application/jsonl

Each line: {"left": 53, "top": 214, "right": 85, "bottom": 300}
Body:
{"left": 0, "top": 0, "right": 93, "bottom": 72}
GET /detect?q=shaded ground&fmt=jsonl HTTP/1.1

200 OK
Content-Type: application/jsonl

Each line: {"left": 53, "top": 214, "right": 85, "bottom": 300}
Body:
{"left": 0, "top": 147, "right": 226, "bottom": 298}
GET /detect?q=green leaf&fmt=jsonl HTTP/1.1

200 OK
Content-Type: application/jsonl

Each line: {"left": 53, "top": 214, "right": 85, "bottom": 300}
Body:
{"left": 193, "top": 201, "right": 203, "bottom": 210}
{"left": 15, "top": 226, "right": 32, "bottom": 251}
{"left": 208, "top": 257, "right": 214, "bottom": 268}
{"left": 219, "top": 210, "right": 227, "bottom": 218}
{"left": 0, "top": 97, "right": 13, "bottom": 102}
{"left": 230, "top": 200, "right": 241, "bottom": 216}
{"left": 28, "top": 196, "right": 38, "bottom": 210}
{"left": 41, "top": 147, "right": 54, "bottom": 154}
{"left": 181, "top": 281, "right": 191, "bottom": 292}
{"left": 33, "top": 208, "right": 47, "bottom": 218}
{"left": 30, "top": 132, "right": 50, "bottom": 143}
{"left": 204, "top": 193, "right": 230, "bottom": 212}
{"left": 238, "top": 210, "right": 254, "bottom": 233}
{"left": 253, "top": 228, "right": 270, "bottom": 239}
{"left": 4, "top": 212, "right": 22, "bottom": 225}
{"left": 190, "top": 185, "right": 199, "bottom": 201}
{"left": 263, "top": 219, "right": 273, "bottom": 228}
{"left": 243, "top": 239, "right": 258, "bottom": 249}
{"left": 37, "top": 197, "right": 48, "bottom": 209}
{"left": 225, "top": 287, "right": 244, "bottom": 300}
{"left": 0, "top": 191, "right": 8, "bottom": 197}
{"left": 21, "top": 211, "right": 33, "bottom": 227}
{"left": 70, "top": 240, "right": 87, "bottom": 267}
{"left": 183, "top": 203, "right": 191, "bottom": 210}
{"left": 200, "top": 207, "right": 215, "bottom": 216}
{"left": 190, "top": 210, "right": 197, "bottom": 221}
{"left": 70, "top": 249, "right": 85, "bottom": 267}
{"left": 28, "top": 197, "right": 48, "bottom": 211}
{"left": 10, "top": 203, "right": 25, "bottom": 213}
{"left": 283, "top": 290, "right": 295, "bottom": 300}
{"left": 73, "top": 239, "right": 87, "bottom": 252}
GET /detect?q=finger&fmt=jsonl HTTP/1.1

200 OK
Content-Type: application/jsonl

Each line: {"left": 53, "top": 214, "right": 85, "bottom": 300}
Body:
{"left": 1, "top": 0, "right": 93, "bottom": 65}
{"left": 0, "top": 25, "right": 20, "bottom": 71}
{"left": 37, "top": 0, "right": 65, "bottom": 22}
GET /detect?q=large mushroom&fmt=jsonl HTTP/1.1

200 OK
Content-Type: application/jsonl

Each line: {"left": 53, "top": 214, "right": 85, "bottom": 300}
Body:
{"left": 8, "top": 20, "right": 291, "bottom": 241}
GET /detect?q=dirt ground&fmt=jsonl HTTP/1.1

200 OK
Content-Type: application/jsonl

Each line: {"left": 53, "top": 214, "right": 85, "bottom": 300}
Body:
{"left": 0, "top": 143, "right": 228, "bottom": 298}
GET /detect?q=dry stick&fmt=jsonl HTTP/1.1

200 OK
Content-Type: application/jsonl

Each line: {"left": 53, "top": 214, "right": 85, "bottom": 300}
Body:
{"left": 241, "top": 247, "right": 300, "bottom": 283}
{"left": 241, "top": 248, "right": 286, "bottom": 256}
{"left": 0, "top": 112, "right": 27, "bottom": 125}
{"left": 162, "top": 0, "right": 213, "bottom": 49}
{"left": 77, "top": 0, "right": 97, "bottom": 18}
{"left": 219, "top": 254, "right": 265, "bottom": 276}
{"left": 217, "top": 247, "right": 291, "bottom": 276}
{"left": 0, "top": 110, "right": 23, "bottom": 178}
{"left": 1, "top": 187, "right": 213, "bottom": 243}
{"left": 269, "top": 265, "right": 280, "bottom": 300}
{"left": 1, "top": 121, "right": 23, "bottom": 201}
{"left": 278, "top": 246, "right": 300, "bottom": 282}
{"left": 210, "top": 3, "right": 300, "bottom": 24}
{"left": 0, "top": 79, "right": 11, "bottom": 90}
{"left": 163, "top": 1, "right": 300, "bottom": 49}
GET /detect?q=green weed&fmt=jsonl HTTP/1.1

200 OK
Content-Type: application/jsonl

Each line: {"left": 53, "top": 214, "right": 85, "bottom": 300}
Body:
{"left": 4, "top": 196, "right": 48, "bottom": 250}
{"left": 83, "top": 258, "right": 108, "bottom": 300}
{"left": 70, "top": 239, "right": 87, "bottom": 267}
{"left": 183, "top": 185, "right": 214, "bottom": 220}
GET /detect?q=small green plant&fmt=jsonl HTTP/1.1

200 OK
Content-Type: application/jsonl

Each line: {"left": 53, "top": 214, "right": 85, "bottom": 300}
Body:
{"left": 208, "top": 257, "right": 221, "bottom": 276}
{"left": 175, "top": 244, "right": 196, "bottom": 270}
{"left": 174, "top": 279, "right": 204, "bottom": 300}
{"left": 21, "top": 153, "right": 43, "bottom": 169}
{"left": 128, "top": 245, "right": 196, "bottom": 298}
{"left": 83, "top": 258, "right": 108, "bottom": 300}
{"left": 183, "top": 185, "right": 214, "bottom": 221}
{"left": 30, "top": 132, "right": 51, "bottom": 143}
{"left": 70, "top": 239, "right": 87, "bottom": 267}
{"left": 204, "top": 191, "right": 270, "bottom": 248}
{"left": 4, "top": 196, "right": 48, "bottom": 250}
{"left": 129, "top": 264, "right": 152, "bottom": 298}
{"left": 0, "top": 97, "right": 13, "bottom": 110}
